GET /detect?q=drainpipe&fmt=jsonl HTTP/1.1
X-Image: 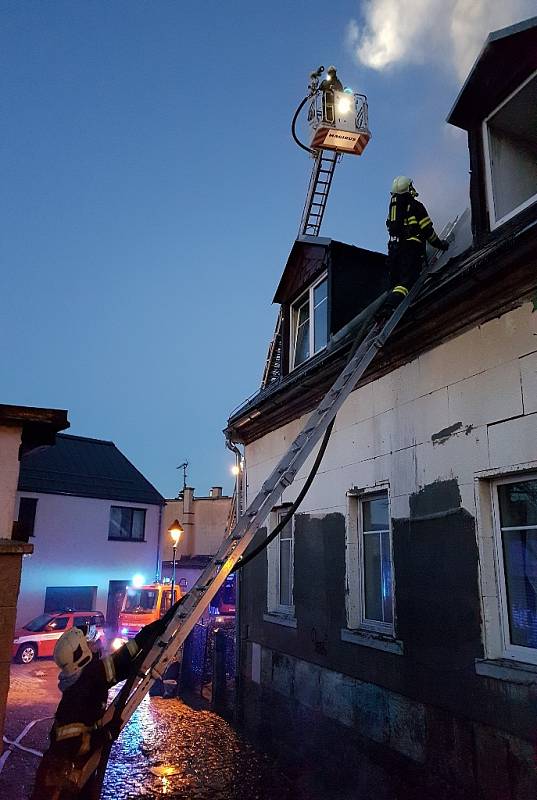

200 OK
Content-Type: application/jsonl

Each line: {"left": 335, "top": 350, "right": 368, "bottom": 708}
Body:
{"left": 226, "top": 435, "right": 244, "bottom": 712}
{"left": 155, "top": 503, "right": 164, "bottom": 583}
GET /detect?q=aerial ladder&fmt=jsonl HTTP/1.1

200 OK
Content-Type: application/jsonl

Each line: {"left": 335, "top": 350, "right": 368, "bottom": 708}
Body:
{"left": 295, "top": 65, "right": 371, "bottom": 236}
{"left": 71, "top": 67, "right": 431, "bottom": 796}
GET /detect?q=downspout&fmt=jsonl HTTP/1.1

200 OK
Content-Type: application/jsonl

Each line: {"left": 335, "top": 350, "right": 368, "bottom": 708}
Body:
{"left": 155, "top": 503, "right": 164, "bottom": 583}
{"left": 226, "top": 434, "right": 244, "bottom": 712}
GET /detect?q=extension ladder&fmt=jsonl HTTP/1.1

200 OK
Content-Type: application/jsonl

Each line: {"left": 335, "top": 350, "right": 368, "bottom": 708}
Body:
{"left": 75, "top": 264, "right": 433, "bottom": 791}
{"left": 299, "top": 149, "right": 340, "bottom": 237}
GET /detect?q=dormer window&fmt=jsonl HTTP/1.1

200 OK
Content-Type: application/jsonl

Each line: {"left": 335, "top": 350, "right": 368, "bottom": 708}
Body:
{"left": 291, "top": 274, "right": 328, "bottom": 368}
{"left": 483, "top": 69, "right": 537, "bottom": 229}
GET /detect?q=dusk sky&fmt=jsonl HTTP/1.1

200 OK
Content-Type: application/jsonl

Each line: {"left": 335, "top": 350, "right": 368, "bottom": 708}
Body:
{"left": 1, "top": 1, "right": 534, "bottom": 498}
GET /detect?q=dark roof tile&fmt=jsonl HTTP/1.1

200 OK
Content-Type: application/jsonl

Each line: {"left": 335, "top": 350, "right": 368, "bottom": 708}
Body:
{"left": 18, "top": 433, "right": 164, "bottom": 505}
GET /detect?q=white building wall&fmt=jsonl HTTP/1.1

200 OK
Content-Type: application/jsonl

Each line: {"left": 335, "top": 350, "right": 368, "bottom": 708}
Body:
{"left": 15, "top": 492, "right": 161, "bottom": 626}
{"left": 0, "top": 426, "right": 22, "bottom": 539}
{"left": 244, "top": 301, "right": 537, "bottom": 526}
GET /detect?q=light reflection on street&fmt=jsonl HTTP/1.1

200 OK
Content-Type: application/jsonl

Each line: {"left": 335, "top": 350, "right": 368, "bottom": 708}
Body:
{"left": 102, "top": 696, "right": 293, "bottom": 799}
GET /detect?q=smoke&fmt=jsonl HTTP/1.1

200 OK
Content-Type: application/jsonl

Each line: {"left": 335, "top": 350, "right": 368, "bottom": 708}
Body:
{"left": 347, "top": 0, "right": 535, "bottom": 80}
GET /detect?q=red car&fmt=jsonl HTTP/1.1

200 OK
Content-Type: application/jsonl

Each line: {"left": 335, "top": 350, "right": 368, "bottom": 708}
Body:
{"left": 12, "top": 610, "right": 106, "bottom": 664}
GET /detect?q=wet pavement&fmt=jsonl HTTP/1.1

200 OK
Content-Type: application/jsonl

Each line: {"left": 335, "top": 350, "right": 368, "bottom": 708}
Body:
{"left": 1, "top": 661, "right": 301, "bottom": 800}
{"left": 102, "top": 695, "right": 295, "bottom": 800}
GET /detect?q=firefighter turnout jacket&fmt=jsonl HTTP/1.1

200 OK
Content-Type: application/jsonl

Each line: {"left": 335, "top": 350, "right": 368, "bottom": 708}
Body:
{"left": 30, "top": 619, "right": 166, "bottom": 799}
{"left": 387, "top": 193, "right": 444, "bottom": 251}
{"left": 50, "top": 619, "right": 164, "bottom": 760}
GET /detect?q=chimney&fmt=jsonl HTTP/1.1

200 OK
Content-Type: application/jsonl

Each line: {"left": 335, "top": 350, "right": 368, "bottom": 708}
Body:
{"left": 210, "top": 486, "right": 222, "bottom": 499}
{"left": 183, "top": 487, "right": 194, "bottom": 513}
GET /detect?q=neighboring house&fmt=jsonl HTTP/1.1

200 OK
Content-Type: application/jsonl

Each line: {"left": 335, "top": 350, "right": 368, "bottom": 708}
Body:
{"left": 16, "top": 433, "right": 165, "bottom": 631}
{"left": 160, "top": 486, "right": 232, "bottom": 591}
{"left": 0, "top": 403, "right": 69, "bottom": 750}
{"left": 225, "top": 19, "right": 537, "bottom": 800}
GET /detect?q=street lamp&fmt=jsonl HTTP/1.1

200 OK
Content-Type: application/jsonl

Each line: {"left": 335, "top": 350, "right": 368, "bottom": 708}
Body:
{"left": 168, "top": 519, "right": 184, "bottom": 602}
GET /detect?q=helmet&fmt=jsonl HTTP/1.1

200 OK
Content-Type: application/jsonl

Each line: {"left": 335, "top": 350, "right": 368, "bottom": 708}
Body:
{"left": 327, "top": 65, "right": 337, "bottom": 74}
{"left": 54, "top": 627, "right": 93, "bottom": 676}
{"left": 391, "top": 176, "right": 416, "bottom": 195}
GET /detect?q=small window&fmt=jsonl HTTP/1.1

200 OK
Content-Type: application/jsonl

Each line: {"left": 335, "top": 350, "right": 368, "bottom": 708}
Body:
{"left": 108, "top": 506, "right": 146, "bottom": 541}
{"left": 492, "top": 475, "right": 537, "bottom": 660}
{"left": 346, "top": 489, "right": 395, "bottom": 635}
{"left": 291, "top": 275, "right": 328, "bottom": 369}
{"left": 267, "top": 511, "right": 295, "bottom": 617}
{"left": 484, "top": 70, "right": 537, "bottom": 228}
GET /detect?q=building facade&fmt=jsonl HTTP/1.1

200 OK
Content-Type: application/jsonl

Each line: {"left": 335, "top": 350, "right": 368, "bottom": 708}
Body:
{"left": 160, "top": 486, "right": 232, "bottom": 591}
{"left": 226, "top": 20, "right": 537, "bottom": 799}
{"left": 16, "top": 433, "right": 164, "bottom": 630}
{"left": 0, "top": 403, "right": 69, "bottom": 750}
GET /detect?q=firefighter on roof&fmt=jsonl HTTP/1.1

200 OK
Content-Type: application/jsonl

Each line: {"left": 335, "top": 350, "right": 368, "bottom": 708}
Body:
{"left": 383, "top": 175, "right": 449, "bottom": 312}
{"left": 31, "top": 618, "right": 168, "bottom": 799}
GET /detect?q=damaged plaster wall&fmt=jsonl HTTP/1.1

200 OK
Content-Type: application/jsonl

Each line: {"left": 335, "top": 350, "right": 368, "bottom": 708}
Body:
{"left": 239, "top": 301, "right": 537, "bottom": 798}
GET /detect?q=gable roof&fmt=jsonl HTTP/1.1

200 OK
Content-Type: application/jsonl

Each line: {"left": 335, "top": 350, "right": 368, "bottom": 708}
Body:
{"left": 447, "top": 16, "right": 537, "bottom": 129}
{"left": 18, "top": 433, "right": 164, "bottom": 505}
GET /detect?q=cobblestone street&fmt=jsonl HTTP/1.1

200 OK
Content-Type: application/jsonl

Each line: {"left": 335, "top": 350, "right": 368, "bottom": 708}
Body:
{"left": 0, "top": 662, "right": 310, "bottom": 800}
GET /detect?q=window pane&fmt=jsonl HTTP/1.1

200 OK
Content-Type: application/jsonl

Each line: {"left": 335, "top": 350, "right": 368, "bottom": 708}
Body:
{"left": 294, "top": 300, "right": 310, "bottom": 366}
{"left": 109, "top": 507, "right": 123, "bottom": 538}
{"left": 314, "top": 280, "right": 328, "bottom": 353}
{"left": 502, "top": 529, "right": 537, "bottom": 649}
{"left": 49, "top": 617, "right": 69, "bottom": 631}
{"left": 498, "top": 480, "right": 537, "bottom": 527}
{"left": 363, "top": 532, "right": 382, "bottom": 621}
{"left": 363, "top": 495, "right": 389, "bottom": 531}
{"left": 279, "top": 538, "right": 292, "bottom": 606}
{"left": 132, "top": 509, "right": 146, "bottom": 540}
{"left": 381, "top": 530, "right": 394, "bottom": 624}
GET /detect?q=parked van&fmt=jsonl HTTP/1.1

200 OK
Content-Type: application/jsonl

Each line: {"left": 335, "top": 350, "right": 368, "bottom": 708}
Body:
{"left": 114, "top": 582, "right": 182, "bottom": 648}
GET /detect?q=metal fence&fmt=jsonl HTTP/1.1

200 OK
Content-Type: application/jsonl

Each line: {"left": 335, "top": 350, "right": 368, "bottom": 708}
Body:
{"left": 180, "top": 618, "right": 236, "bottom": 710}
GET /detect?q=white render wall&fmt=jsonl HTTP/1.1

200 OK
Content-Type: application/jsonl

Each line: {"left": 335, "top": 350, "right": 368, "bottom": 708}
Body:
{"left": 244, "top": 301, "right": 537, "bottom": 525}
{"left": 0, "top": 426, "right": 23, "bottom": 539}
{"left": 15, "top": 492, "right": 161, "bottom": 626}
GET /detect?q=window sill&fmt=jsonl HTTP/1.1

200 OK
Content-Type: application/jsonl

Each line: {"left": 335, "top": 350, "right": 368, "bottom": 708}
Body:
{"left": 108, "top": 537, "right": 146, "bottom": 543}
{"left": 341, "top": 628, "right": 403, "bottom": 655}
{"left": 263, "top": 613, "right": 297, "bottom": 629}
{"left": 475, "top": 658, "right": 537, "bottom": 685}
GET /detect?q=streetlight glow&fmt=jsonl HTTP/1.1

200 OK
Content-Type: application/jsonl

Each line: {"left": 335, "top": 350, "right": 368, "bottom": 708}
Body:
{"left": 168, "top": 519, "right": 184, "bottom": 547}
{"left": 231, "top": 464, "right": 240, "bottom": 476}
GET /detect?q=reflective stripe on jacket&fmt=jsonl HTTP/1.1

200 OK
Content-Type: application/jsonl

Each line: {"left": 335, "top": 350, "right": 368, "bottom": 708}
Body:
{"left": 387, "top": 195, "right": 442, "bottom": 247}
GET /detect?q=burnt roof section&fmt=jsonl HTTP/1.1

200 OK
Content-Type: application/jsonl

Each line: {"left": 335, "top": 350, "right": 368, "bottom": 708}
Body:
{"left": 273, "top": 236, "right": 386, "bottom": 306}
{"left": 448, "top": 16, "right": 537, "bottom": 129}
{"left": 0, "top": 403, "right": 69, "bottom": 456}
{"left": 19, "top": 433, "right": 164, "bottom": 505}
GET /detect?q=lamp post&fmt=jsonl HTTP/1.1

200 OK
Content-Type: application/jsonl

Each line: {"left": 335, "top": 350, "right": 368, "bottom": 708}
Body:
{"left": 168, "top": 519, "right": 184, "bottom": 602}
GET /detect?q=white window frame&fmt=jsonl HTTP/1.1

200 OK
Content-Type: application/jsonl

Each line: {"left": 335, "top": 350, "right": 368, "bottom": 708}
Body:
{"left": 489, "top": 472, "right": 537, "bottom": 665}
{"left": 482, "top": 68, "right": 537, "bottom": 230}
{"left": 290, "top": 272, "right": 328, "bottom": 370}
{"left": 266, "top": 509, "right": 295, "bottom": 619}
{"left": 345, "top": 486, "right": 395, "bottom": 636}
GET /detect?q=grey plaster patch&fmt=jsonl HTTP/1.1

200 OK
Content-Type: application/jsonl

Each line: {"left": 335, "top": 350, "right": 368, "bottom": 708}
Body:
{"left": 408, "top": 478, "right": 462, "bottom": 518}
{"left": 387, "top": 693, "right": 427, "bottom": 763}
{"left": 270, "top": 650, "right": 295, "bottom": 698}
{"left": 320, "top": 669, "right": 355, "bottom": 728}
{"left": 353, "top": 681, "right": 389, "bottom": 745}
{"left": 293, "top": 658, "right": 322, "bottom": 710}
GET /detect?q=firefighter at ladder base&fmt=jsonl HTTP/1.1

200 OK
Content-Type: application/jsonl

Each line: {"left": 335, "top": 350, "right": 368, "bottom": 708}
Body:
{"left": 30, "top": 619, "right": 167, "bottom": 800}
{"left": 383, "top": 176, "right": 449, "bottom": 312}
